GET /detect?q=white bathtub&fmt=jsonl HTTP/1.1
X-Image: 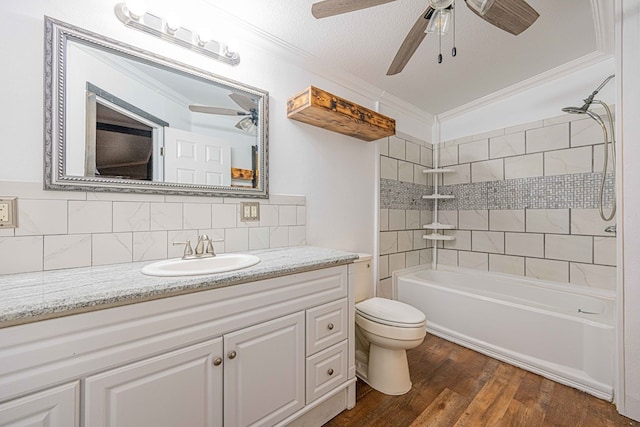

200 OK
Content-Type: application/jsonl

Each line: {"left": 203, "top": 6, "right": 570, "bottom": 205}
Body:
{"left": 395, "top": 265, "right": 615, "bottom": 400}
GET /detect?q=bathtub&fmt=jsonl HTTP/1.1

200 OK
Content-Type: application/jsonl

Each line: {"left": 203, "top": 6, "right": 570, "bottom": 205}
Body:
{"left": 395, "top": 265, "right": 615, "bottom": 400}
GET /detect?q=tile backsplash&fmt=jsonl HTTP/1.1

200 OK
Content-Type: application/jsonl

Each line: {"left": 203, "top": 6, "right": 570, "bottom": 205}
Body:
{"left": 0, "top": 181, "right": 306, "bottom": 275}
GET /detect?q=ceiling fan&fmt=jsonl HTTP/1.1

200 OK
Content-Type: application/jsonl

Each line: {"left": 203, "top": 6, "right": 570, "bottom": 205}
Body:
{"left": 189, "top": 93, "right": 259, "bottom": 134}
{"left": 311, "top": 0, "right": 539, "bottom": 75}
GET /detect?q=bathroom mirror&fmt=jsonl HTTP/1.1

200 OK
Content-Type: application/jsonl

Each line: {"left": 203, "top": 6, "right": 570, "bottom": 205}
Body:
{"left": 44, "top": 17, "right": 269, "bottom": 198}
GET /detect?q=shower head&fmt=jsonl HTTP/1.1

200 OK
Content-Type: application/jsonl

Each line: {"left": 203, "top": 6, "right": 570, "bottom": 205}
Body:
{"left": 562, "top": 74, "right": 615, "bottom": 115}
{"left": 562, "top": 105, "right": 589, "bottom": 114}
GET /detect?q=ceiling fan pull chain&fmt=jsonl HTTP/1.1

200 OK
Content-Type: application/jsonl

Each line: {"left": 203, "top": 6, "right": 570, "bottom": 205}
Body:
{"left": 451, "top": 1, "right": 457, "bottom": 57}
{"left": 438, "top": 29, "right": 443, "bottom": 63}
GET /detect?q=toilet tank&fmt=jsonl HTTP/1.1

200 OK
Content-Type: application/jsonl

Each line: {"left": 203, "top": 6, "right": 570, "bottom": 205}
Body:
{"left": 349, "top": 254, "right": 373, "bottom": 303}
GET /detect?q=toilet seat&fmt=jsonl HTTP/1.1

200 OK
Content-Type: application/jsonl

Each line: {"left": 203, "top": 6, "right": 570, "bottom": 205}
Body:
{"left": 356, "top": 297, "right": 426, "bottom": 328}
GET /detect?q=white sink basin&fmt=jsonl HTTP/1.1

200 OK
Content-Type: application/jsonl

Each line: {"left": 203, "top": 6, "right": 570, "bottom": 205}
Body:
{"left": 141, "top": 254, "right": 261, "bottom": 277}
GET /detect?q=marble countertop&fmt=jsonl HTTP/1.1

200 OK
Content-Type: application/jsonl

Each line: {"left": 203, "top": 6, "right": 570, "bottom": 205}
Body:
{"left": 0, "top": 246, "right": 359, "bottom": 328}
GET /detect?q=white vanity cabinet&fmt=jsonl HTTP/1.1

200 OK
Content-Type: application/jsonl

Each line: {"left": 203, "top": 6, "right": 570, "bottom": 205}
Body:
{"left": 224, "top": 313, "right": 305, "bottom": 426}
{"left": 0, "top": 382, "right": 79, "bottom": 427}
{"left": 0, "top": 264, "right": 355, "bottom": 427}
{"left": 84, "top": 338, "right": 224, "bottom": 427}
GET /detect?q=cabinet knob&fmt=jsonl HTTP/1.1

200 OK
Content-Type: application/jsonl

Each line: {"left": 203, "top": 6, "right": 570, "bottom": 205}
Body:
{"left": 228, "top": 350, "right": 237, "bottom": 359}
{"left": 327, "top": 368, "right": 334, "bottom": 376}
{"left": 213, "top": 357, "right": 222, "bottom": 366}
{"left": 327, "top": 323, "right": 334, "bottom": 330}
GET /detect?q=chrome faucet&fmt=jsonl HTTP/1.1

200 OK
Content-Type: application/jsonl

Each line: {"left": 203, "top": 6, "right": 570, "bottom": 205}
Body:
{"left": 173, "top": 234, "right": 220, "bottom": 259}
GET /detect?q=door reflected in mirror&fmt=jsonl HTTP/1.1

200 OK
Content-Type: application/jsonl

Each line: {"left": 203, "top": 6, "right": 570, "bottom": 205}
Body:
{"left": 45, "top": 17, "right": 268, "bottom": 198}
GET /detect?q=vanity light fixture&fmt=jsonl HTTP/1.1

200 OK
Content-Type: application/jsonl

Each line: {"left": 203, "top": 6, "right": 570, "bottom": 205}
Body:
{"left": 114, "top": 2, "right": 240, "bottom": 66}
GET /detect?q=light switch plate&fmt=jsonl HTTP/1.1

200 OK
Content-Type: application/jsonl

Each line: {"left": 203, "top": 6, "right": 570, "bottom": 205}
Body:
{"left": 240, "top": 202, "right": 260, "bottom": 222}
{"left": 0, "top": 197, "right": 18, "bottom": 228}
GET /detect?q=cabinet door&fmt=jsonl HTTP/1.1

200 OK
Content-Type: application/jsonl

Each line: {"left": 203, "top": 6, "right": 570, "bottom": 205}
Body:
{"left": 84, "top": 338, "right": 223, "bottom": 427}
{"left": 0, "top": 382, "right": 79, "bottom": 427}
{"left": 224, "top": 312, "right": 305, "bottom": 427}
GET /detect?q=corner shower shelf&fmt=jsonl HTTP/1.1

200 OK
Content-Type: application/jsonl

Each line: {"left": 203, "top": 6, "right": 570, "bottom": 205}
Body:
{"left": 422, "top": 165, "right": 456, "bottom": 244}
{"left": 423, "top": 194, "right": 455, "bottom": 200}
{"left": 423, "top": 233, "right": 455, "bottom": 241}
{"left": 423, "top": 222, "right": 455, "bottom": 230}
{"left": 422, "top": 168, "right": 455, "bottom": 174}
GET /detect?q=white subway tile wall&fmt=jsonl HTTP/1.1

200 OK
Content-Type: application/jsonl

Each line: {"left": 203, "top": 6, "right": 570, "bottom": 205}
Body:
{"left": 378, "top": 135, "right": 433, "bottom": 297}
{"left": 437, "top": 113, "right": 616, "bottom": 291}
{"left": 0, "top": 181, "right": 307, "bottom": 274}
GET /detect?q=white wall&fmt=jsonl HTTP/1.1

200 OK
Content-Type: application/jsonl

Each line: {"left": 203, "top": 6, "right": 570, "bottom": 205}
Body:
{"left": 439, "top": 58, "right": 616, "bottom": 142}
{"left": 618, "top": 0, "right": 640, "bottom": 420}
{"left": 0, "top": 0, "right": 428, "bottom": 255}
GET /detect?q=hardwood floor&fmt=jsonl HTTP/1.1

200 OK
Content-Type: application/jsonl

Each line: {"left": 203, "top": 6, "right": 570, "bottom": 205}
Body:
{"left": 325, "top": 334, "right": 638, "bottom": 427}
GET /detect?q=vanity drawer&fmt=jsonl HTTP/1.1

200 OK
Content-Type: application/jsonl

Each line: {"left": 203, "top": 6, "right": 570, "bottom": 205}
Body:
{"left": 305, "top": 340, "right": 348, "bottom": 404}
{"left": 306, "top": 299, "right": 348, "bottom": 355}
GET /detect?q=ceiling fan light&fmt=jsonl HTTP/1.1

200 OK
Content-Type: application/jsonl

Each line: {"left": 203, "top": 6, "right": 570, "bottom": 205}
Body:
{"left": 426, "top": 9, "right": 451, "bottom": 35}
{"left": 235, "top": 117, "right": 256, "bottom": 134}
{"left": 428, "top": 0, "right": 454, "bottom": 9}
{"left": 466, "top": 0, "right": 495, "bottom": 15}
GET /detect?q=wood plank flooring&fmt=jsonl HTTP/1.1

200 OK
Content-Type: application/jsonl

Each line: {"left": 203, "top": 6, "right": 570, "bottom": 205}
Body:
{"left": 325, "top": 334, "right": 638, "bottom": 427}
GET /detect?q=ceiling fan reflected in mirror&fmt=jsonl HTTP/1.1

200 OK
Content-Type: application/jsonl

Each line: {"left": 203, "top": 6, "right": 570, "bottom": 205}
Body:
{"left": 189, "top": 93, "right": 259, "bottom": 134}
{"left": 311, "top": 0, "right": 539, "bottom": 75}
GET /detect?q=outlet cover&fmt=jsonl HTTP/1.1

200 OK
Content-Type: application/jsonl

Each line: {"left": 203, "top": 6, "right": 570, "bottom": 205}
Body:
{"left": 240, "top": 202, "right": 260, "bottom": 222}
{"left": 0, "top": 197, "right": 18, "bottom": 228}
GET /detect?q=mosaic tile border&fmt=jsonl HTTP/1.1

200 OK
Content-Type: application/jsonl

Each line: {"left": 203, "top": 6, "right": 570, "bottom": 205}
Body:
{"left": 438, "top": 172, "right": 615, "bottom": 211}
{"left": 381, "top": 172, "right": 614, "bottom": 211}
{"left": 380, "top": 179, "right": 431, "bottom": 210}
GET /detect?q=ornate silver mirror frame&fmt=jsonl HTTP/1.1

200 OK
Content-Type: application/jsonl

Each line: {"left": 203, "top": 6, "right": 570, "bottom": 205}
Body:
{"left": 44, "top": 17, "right": 269, "bottom": 198}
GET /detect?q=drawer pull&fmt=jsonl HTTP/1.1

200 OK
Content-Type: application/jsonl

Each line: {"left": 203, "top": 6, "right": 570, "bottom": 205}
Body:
{"left": 328, "top": 368, "right": 334, "bottom": 376}
{"left": 213, "top": 357, "right": 223, "bottom": 366}
{"left": 327, "top": 323, "right": 335, "bottom": 330}
{"left": 228, "top": 350, "right": 237, "bottom": 359}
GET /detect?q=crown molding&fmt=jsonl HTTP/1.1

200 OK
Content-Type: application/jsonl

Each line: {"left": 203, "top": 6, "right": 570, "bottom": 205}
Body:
{"left": 438, "top": 0, "right": 615, "bottom": 122}
{"left": 202, "top": 1, "right": 433, "bottom": 127}
{"left": 437, "top": 50, "right": 614, "bottom": 122}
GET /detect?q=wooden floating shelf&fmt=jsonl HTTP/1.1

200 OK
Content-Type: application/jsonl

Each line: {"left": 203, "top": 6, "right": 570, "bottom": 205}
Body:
{"left": 286, "top": 86, "right": 396, "bottom": 142}
{"left": 423, "top": 223, "right": 455, "bottom": 230}
{"left": 423, "top": 194, "right": 455, "bottom": 200}
{"left": 422, "top": 168, "right": 455, "bottom": 174}
{"left": 423, "top": 233, "right": 456, "bottom": 241}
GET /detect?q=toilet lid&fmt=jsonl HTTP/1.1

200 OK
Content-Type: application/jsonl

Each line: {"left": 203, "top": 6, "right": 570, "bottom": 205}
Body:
{"left": 356, "top": 297, "right": 426, "bottom": 327}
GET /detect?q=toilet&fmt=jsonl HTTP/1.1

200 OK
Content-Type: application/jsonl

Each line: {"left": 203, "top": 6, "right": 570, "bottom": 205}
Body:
{"left": 350, "top": 254, "right": 426, "bottom": 395}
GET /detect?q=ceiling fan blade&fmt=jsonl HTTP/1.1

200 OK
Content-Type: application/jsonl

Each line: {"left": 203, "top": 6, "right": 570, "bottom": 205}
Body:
{"left": 465, "top": 0, "right": 539, "bottom": 36}
{"left": 386, "top": 6, "right": 434, "bottom": 76}
{"left": 189, "top": 105, "right": 248, "bottom": 116}
{"left": 229, "top": 93, "right": 257, "bottom": 112}
{"left": 312, "top": 0, "right": 397, "bottom": 19}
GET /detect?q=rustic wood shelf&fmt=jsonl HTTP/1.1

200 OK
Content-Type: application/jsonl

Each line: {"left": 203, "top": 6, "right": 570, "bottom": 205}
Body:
{"left": 286, "top": 86, "right": 396, "bottom": 142}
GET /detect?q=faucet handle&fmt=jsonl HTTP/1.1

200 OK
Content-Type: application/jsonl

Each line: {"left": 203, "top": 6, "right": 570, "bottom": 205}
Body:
{"left": 172, "top": 240, "right": 194, "bottom": 259}
{"left": 205, "top": 239, "right": 216, "bottom": 255}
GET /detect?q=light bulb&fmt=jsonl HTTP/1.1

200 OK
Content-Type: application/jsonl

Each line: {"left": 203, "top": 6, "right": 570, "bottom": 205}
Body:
{"left": 125, "top": 0, "right": 147, "bottom": 20}
{"left": 426, "top": 9, "right": 450, "bottom": 35}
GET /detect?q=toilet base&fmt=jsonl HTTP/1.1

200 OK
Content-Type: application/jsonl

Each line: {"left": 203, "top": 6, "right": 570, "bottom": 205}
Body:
{"left": 368, "top": 344, "right": 412, "bottom": 395}
{"left": 356, "top": 345, "right": 412, "bottom": 395}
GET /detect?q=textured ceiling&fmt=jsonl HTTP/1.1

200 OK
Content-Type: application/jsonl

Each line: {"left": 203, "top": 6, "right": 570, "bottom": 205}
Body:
{"left": 206, "top": 0, "right": 609, "bottom": 116}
